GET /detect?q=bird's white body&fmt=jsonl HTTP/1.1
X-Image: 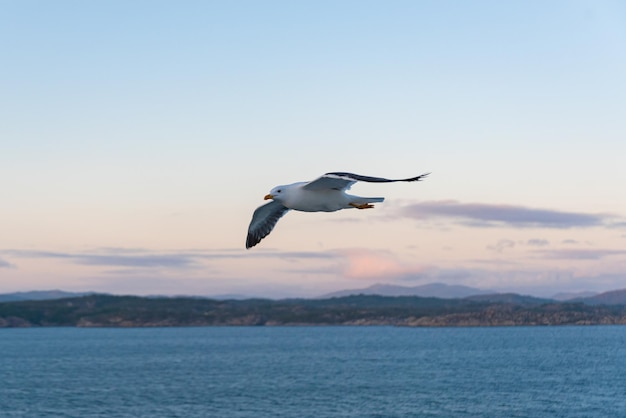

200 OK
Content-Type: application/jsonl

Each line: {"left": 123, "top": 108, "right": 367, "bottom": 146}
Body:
{"left": 274, "top": 182, "right": 383, "bottom": 212}
{"left": 246, "top": 171, "right": 429, "bottom": 249}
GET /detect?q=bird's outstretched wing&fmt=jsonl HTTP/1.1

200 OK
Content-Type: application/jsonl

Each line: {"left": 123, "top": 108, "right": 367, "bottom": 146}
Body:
{"left": 303, "top": 172, "right": 430, "bottom": 191}
{"left": 246, "top": 200, "right": 291, "bottom": 249}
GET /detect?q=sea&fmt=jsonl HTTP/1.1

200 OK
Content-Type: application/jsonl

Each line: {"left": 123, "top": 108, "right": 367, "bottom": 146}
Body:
{"left": 1, "top": 326, "right": 625, "bottom": 417}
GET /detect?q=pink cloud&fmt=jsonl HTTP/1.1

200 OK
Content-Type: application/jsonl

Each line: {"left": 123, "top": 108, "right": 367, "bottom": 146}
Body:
{"left": 336, "top": 249, "right": 426, "bottom": 280}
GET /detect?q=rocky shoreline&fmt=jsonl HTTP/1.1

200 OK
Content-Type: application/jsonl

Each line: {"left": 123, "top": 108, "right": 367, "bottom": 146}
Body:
{"left": 2, "top": 294, "right": 626, "bottom": 328}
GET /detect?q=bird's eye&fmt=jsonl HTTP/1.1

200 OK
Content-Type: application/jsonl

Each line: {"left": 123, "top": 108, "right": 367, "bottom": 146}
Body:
{"left": 277, "top": 189, "right": 282, "bottom": 193}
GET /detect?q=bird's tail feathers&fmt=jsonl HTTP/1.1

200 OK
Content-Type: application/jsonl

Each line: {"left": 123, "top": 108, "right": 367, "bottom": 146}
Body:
{"left": 353, "top": 197, "right": 384, "bottom": 204}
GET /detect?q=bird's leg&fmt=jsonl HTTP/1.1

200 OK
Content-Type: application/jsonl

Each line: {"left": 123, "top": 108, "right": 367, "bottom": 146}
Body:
{"left": 350, "top": 202, "right": 375, "bottom": 209}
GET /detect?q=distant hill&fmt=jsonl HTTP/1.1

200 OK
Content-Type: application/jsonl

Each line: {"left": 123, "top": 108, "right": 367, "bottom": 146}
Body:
{"left": 207, "top": 294, "right": 254, "bottom": 300}
{"left": 0, "top": 290, "right": 93, "bottom": 303}
{"left": 321, "top": 283, "right": 491, "bottom": 299}
{"left": 464, "top": 293, "right": 554, "bottom": 305}
{"left": 551, "top": 291, "right": 598, "bottom": 301}
{"left": 578, "top": 289, "right": 626, "bottom": 305}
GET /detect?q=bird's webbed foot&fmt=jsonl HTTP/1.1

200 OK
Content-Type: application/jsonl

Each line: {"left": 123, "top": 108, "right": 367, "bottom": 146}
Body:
{"left": 350, "top": 203, "right": 375, "bottom": 209}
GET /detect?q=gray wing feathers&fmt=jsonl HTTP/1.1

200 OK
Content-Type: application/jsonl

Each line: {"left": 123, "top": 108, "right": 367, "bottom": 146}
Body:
{"left": 301, "top": 176, "right": 355, "bottom": 191}
{"left": 303, "top": 172, "right": 429, "bottom": 191}
{"left": 246, "top": 201, "right": 290, "bottom": 249}
{"left": 325, "top": 172, "right": 430, "bottom": 183}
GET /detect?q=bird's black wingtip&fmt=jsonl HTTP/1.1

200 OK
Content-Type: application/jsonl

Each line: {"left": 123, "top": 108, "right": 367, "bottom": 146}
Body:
{"left": 410, "top": 172, "right": 430, "bottom": 181}
{"left": 246, "top": 234, "right": 262, "bottom": 249}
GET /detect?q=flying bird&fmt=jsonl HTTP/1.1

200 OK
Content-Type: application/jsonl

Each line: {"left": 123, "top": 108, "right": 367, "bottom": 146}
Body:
{"left": 246, "top": 171, "right": 429, "bottom": 249}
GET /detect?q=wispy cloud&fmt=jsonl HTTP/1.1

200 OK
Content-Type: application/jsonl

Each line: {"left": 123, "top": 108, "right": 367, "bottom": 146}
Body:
{"left": 81, "top": 254, "right": 196, "bottom": 268}
{"left": 3, "top": 250, "right": 198, "bottom": 269}
{"left": 401, "top": 200, "right": 610, "bottom": 228}
{"left": 487, "top": 239, "right": 516, "bottom": 253}
{"left": 527, "top": 239, "right": 550, "bottom": 247}
{"left": 534, "top": 249, "right": 626, "bottom": 260}
{"left": 1, "top": 248, "right": 338, "bottom": 270}
{"left": 0, "top": 257, "right": 16, "bottom": 269}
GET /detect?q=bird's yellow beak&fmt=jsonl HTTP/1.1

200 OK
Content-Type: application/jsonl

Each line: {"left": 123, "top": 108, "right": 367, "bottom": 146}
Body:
{"left": 264, "top": 194, "right": 274, "bottom": 200}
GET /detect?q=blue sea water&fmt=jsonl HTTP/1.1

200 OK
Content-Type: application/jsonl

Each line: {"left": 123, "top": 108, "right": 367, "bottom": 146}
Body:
{"left": 1, "top": 326, "right": 625, "bottom": 417}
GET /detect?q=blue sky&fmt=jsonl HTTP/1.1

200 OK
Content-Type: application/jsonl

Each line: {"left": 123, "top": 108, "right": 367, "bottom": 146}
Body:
{"left": 2, "top": 1, "right": 626, "bottom": 297}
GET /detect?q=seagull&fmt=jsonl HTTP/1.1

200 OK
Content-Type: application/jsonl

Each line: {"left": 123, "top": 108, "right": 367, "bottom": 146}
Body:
{"left": 246, "top": 171, "right": 429, "bottom": 249}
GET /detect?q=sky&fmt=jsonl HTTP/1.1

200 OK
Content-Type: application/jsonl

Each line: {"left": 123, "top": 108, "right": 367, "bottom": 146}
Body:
{"left": 2, "top": 0, "right": 626, "bottom": 298}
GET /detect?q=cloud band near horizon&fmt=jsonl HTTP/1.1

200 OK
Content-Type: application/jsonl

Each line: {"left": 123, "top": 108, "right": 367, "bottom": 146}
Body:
{"left": 401, "top": 200, "right": 611, "bottom": 228}
{"left": 0, "top": 248, "right": 339, "bottom": 270}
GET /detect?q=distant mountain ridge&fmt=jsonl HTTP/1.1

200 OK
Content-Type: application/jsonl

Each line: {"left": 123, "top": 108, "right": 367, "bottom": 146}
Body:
{"left": 3, "top": 286, "right": 626, "bottom": 306}
{"left": 320, "top": 283, "right": 492, "bottom": 299}
{"left": 551, "top": 291, "right": 598, "bottom": 301}
{"left": 321, "top": 284, "right": 626, "bottom": 305}
{"left": 465, "top": 293, "right": 554, "bottom": 305}
{"left": 0, "top": 290, "right": 93, "bottom": 303}
{"left": 575, "top": 289, "right": 626, "bottom": 305}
